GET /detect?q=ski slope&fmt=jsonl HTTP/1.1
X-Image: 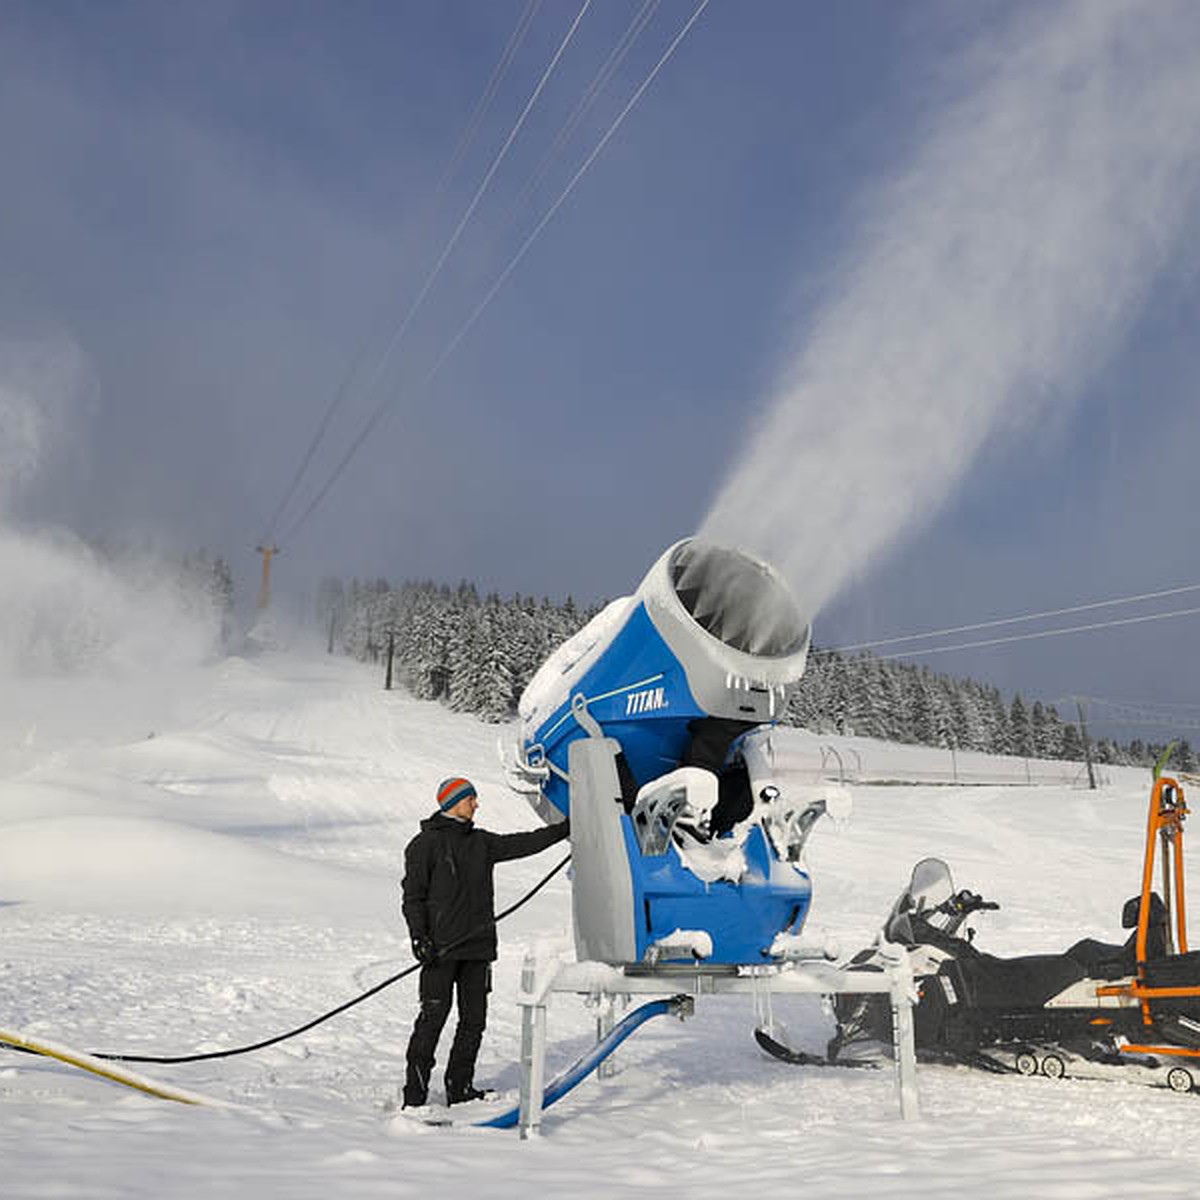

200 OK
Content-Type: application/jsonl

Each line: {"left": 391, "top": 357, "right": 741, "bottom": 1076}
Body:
{"left": 0, "top": 650, "right": 1196, "bottom": 1198}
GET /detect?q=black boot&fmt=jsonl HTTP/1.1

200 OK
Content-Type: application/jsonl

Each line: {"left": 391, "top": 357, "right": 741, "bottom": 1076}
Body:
{"left": 446, "top": 1084, "right": 494, "bottom": 1106}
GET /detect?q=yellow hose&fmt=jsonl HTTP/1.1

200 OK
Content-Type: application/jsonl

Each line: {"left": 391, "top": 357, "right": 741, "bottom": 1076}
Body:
{"left": 0, "top": 1026, "right": 232, "bottom": 1107}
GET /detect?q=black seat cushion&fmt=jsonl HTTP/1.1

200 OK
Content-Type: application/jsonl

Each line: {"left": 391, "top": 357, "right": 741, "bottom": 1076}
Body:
{"left": 1065, "top": 937, "right": 1133, "bottom": 980}
{"left": 955, "top": 952, "right": 1088, "bottom": 1010}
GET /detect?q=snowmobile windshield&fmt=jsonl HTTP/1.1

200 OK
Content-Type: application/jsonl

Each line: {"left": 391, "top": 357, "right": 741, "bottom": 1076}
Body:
{"left": 909, "top": 858, "right": 954, "bottom": 914}
{"left": 883, "top": 858, "right": 955, "bottom": 943}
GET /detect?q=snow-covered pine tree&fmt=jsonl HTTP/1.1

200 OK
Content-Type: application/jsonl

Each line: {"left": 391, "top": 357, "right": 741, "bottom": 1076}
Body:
{"left": 1174, "top": 739, "right": 1195, "bottom": 774}
{"left": 475, "top": 597, "right": 516, "bottom": 722}
{"left": 1010, "top": 694, "right": 1033, "bottom": 759}
{"left": 1060, "top": 721, "right": 1083, "bottom": 762}
{"left": 986, "top": 686, "right": 1012, "bottom": 755}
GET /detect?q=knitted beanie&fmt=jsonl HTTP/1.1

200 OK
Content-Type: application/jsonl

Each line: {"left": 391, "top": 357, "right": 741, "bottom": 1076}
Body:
{"left": 437, "top": 776, "right": 477, "bottom": 812}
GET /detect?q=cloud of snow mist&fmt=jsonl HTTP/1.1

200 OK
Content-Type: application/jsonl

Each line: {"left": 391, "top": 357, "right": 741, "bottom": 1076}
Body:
{"left": 0, "top": 529, "right": 221, "bottom": 676}
{"left": 0, "top": 341, "right": 220, "bottom": 676}
{"left": 0, "top": 338, "right": 85, "bottom": 515}
{"left": 701, "top": 0, "right": 1200, "bottom": 628}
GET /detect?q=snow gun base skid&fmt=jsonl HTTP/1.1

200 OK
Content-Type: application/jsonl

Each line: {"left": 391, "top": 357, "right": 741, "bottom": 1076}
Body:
{"left": 510, "top": 950, "right": 921, "bottom": 1138}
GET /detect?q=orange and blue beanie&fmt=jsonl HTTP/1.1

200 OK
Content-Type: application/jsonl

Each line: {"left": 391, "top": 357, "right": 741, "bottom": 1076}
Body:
{"left": 437, "top": 776, "right": 477, "bottom": 812}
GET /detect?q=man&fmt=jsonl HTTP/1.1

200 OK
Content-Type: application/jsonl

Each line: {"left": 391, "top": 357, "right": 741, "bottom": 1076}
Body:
{"left": 401, "top": 775, "right": 570, "bottom": 1108}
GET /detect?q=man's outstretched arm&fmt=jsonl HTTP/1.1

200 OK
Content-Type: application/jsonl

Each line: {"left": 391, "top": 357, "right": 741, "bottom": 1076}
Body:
{"left": 487, "top": 820, "right": 570, "bottom": 864}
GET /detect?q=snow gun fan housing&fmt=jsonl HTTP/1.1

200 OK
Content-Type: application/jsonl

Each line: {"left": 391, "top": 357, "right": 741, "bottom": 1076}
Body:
{"left": 514, "top": 538, "right": 825, "bottom": 966}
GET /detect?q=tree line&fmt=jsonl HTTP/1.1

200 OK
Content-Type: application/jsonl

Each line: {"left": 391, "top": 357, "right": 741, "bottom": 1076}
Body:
{"left": 318, "top": 575, "right": 1195, "bottom": 775}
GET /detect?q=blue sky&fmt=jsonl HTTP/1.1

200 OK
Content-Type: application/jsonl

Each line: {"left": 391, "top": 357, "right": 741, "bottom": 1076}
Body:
{"left": 1, "top": 0, "right": 1197, "bottom": 739}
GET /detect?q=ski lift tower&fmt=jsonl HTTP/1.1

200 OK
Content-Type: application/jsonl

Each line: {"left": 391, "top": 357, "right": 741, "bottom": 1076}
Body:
{"left": 255, "top": 544, "right": 279, "bottom": 610}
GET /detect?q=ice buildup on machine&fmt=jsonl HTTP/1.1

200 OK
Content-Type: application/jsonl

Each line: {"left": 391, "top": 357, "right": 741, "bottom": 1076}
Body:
{"left": 507, "top": 538, "right": 848, "bottom": 966}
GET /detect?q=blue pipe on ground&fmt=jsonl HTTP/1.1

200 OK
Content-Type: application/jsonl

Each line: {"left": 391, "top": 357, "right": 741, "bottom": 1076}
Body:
{"left": 476, "top": 997, "right": 677, "bottom": 1129}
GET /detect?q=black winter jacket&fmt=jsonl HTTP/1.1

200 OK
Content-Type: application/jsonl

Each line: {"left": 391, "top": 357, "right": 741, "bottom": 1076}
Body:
{"left": 401, "top": 812, "right": 570, "bottom": 962}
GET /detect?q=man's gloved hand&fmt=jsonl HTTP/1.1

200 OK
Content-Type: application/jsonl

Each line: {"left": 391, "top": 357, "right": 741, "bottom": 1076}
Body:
{"left": 413, "top": 936, "right": 438, "bottom": 966}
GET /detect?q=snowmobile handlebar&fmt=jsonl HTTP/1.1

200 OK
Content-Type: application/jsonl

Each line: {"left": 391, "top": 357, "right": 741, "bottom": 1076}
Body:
{"left": 935, "top": 889, "right": 1000, "bottom": 917}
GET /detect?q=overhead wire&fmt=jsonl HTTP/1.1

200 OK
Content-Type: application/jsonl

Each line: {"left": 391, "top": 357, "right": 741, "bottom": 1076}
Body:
{"left": 874, "top": 604, "right": 1200, "bottom": 661}
{"left": 260, "top": 0, "right": 582, "bottom": 545}
{"left": 835, "top": 580, "right": 1200, "bottom": 653}
{"left": 1075, "top": 693, "right": 1200, "bottom": 714}
{"left": 500, "top": 0, "right": 661, "bottom": 232}
{"left": 1067, "top": 694, "right": 1200, "bottom": 732}
{"left": 428, "top": 0, "right": 543, "bottom": 207}
{"left": 280, "top": 0, "right": 711, "bottom": 545}
{"left": 1080, "top": 714, "right": 1200, "bottom": 731}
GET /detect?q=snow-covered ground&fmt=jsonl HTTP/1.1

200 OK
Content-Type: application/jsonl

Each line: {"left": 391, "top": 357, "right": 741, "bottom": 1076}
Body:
{"left": 1, "top": 650, "right": 1196, "bottom": 1198}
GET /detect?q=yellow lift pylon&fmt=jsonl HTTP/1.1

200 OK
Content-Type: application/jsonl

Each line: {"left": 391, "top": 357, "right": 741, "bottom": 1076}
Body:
{"left": 255, "top": 544, "right": 279, "bottom": 610}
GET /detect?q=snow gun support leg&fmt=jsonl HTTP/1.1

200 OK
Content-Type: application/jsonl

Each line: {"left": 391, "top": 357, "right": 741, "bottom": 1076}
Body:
{"left": 880, "top": 941, "right": 920, "bottom": 1120}
{"left": 517, "top": 951, "right": 550, "bottom": 1140}
{"left": 512, "top": 949, "right": 694, "bottom": 1139}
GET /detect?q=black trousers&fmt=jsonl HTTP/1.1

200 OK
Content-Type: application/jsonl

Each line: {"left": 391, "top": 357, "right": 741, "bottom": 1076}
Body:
{"left": 404, "top": 959, "right": 491, "bottom": 1102}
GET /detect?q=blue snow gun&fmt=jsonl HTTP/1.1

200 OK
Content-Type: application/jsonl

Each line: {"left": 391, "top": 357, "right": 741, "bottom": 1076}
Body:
{"left": 510, "top": 538, "right": 835, "bottom": 966}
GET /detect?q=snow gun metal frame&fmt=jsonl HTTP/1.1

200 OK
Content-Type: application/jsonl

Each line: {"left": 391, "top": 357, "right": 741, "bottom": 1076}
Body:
{"left": 509, "top": 537, "right": 842, "bottom": 966}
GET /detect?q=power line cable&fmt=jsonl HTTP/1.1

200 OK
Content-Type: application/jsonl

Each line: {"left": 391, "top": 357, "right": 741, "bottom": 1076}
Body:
{"left": 835, "top": 581, "right": 1200, "bottom": 653}
{"left": 280, "top": 0, "right": 711, "bottom": 545}
{"left": 1082, "top": 714, "right": 1200, "bottom": 731}
{"left": 429, "top": 0, "right": 543, "bottom": 206}
{"left": 1077, "top": 693, "right": 1200, "bottom": 714}
{"left": 1079, "top": 694, "right": 1200, "bottom": 712}
{"left": 501, "top": 0, "right": 661, "bottom": 232}
{"left": 260, "top": 2, "right": 539, "bottom": 545}
{"left": 1065, "top": 695, "right": 1200, "bottom": 732}
{"left": 261, "top": 0, "right": 583, "bottom": 544}
{"left": 875, "top": 604, "right": 1200, "bottom": 661}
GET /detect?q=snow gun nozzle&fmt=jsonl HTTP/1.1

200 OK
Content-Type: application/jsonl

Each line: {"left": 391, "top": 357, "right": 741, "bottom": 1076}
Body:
{"left": 665, "top": 539, "right": 809, "bottom": 660}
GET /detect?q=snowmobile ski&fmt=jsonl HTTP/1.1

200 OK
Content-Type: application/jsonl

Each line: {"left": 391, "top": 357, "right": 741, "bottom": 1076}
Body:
{"left": 754, "top": 1026, "right": 878, "bottom": 1069}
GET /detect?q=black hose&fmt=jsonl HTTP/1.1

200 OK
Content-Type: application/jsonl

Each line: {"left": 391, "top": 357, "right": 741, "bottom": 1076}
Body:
{"left": 93, "top": 854, "right": 571, "bottom": 1065}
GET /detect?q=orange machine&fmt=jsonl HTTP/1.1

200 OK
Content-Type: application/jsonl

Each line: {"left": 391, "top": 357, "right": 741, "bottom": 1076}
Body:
{"left": 1099, "top": 775, "right": 1200, "bottom": 1063}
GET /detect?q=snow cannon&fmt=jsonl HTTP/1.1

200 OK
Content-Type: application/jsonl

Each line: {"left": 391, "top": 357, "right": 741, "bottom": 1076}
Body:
{"left": 509, "top": 538, "right": 840, "bottom": 966}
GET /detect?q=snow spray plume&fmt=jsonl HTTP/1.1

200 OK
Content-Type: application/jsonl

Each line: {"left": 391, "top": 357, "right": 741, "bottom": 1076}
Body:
{"left": 701, "top": 0, "right": 1200, "bottom": 628}
{"left": 0, "top": 341, "right": 219, "bottom": 676}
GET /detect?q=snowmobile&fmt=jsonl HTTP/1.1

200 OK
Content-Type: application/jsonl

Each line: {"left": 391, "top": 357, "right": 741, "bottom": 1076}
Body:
{"left": 764, "top": 775, "right": 1200, "bottom": 1093}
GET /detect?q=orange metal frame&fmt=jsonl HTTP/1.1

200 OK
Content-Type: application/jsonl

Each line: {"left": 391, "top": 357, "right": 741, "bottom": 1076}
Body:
{"left": 1100, "top": 776, "right": 1200, "bottom": 1061}
{"left": 1136, "top": 776, "right": 1189, "bottom": 963}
